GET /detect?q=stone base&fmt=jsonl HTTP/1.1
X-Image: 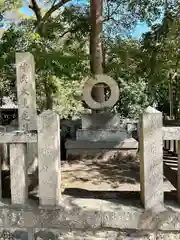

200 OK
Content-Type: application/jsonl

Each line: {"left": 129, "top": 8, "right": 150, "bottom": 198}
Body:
{"left": 1, "top": 229, "right": 179, "bottom": 240}
{"left": 76, "top": 129, "right": 128, "bottom": 141}
{"left": 65, "top": 138, "right": 138, "bottom": 159}
{"left": 81, "top": 113, "right": 121, "bottom": 129}
{"left": 1, "top": 196, "right": 180, "bottom": 239}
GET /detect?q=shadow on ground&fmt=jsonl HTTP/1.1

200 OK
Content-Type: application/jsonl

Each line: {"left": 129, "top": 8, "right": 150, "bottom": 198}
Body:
{"left": 63, "top": 151, "right": 140, "bottom": 188}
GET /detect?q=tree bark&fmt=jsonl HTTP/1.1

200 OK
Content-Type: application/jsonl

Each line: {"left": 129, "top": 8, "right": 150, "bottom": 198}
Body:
{"left": 90, "top": 0, "right": 105, "bottom": 104}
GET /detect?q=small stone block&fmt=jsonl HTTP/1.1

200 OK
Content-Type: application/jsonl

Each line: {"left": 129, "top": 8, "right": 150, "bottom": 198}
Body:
{"left": 76, "top": 129, "right": 128, "bottom": 141}
{"left": 81, "top": 113, "right": 121, "bottom": 129}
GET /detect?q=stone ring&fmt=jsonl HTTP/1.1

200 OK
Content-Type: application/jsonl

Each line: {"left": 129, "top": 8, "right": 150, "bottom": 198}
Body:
{"left": 83, "top": 75, "right": 120, "bottom": 109}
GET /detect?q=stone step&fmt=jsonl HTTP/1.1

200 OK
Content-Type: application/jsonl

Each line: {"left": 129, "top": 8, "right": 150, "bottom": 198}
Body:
{"left": 65, "top": 138, "right": 138, "bottom": 150}
{"left": 76, "top": 129, "right": 128, "bottom": 141}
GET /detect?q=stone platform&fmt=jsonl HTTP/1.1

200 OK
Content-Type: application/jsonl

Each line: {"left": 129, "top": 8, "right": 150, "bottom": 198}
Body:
{"left": 1, "top": 195, "right": 180, "bottom": 239}
{"left": 65, "top": 138, "right": 138, "bottom": 158}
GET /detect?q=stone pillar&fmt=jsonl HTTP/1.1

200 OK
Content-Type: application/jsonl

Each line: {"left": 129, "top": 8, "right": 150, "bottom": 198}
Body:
{"left": 10, "top": 144, "right": 28, "bottom": 205}
{"left": 169, "top": 140, "right": 174, "bottom": 152}
{"left": 37, "top": 110, "right": 61, "bottom": 206}
{"left": 16, "top": 52, "right": 37, "bottom": 172}
{"left": 0, "top": 126, "right": 8, "bottom": 170}
{"left": 177, "top": 141, "right": 180, "bottom": 202}
{"left": 139, "top": 106, "right": 164, "bottom": 209}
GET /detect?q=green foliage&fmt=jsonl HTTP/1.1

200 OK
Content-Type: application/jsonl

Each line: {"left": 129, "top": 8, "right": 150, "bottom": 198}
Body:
{"left": 0, "top": 0, "right": 179, "bottom": 119}
{"left": 0, "top": 17, "right": 89, "bottom": 117}
{"left": 116, "top": 78, "right": 149, "bottom": 118}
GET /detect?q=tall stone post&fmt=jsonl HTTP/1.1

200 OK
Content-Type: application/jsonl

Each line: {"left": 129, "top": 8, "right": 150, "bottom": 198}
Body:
{"left": 16, "top": 52, "right": 37, "bottom": 172}
{"left": 10, "top": 144, "right": 28, "bottom": 205}
{"left": 139, "top": 106, "right": 164, "bottom": 209}
{"left": 177, "top": 141, "right": 180, "bottom": 202}
{"left": 38, "top": 110, "right": 61, "bottom": 206}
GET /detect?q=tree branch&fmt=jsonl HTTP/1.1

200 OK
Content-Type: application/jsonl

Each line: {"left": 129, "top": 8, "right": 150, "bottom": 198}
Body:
{"left": 29, "top": 0, "right": 42, "bottom": 22}
{"left": 42, "top": 0, "right": 72, "bottom": 22}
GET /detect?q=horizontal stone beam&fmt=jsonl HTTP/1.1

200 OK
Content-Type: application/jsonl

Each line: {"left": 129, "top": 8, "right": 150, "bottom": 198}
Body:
{"left": 163, "top": 127, "right": 180, "bottom": 140}
{"left": 163, "top": 120, "right": 180, "bottom": 126}
{"left": 0, "top": 132, "right": 37, "bottom": 143}
{"left": 65, "top": 138, "right": 138, "bottom": 150}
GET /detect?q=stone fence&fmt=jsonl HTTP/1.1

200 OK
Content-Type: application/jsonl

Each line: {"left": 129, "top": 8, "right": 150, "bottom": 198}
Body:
{"left": 1, "top": 106, "right": 180, "bottom": 238}
{"left": 1, "top": 106, "right": 180, "bottom": 210}
{"left": 0, "top": 110, "right": 61, "bottom": 206}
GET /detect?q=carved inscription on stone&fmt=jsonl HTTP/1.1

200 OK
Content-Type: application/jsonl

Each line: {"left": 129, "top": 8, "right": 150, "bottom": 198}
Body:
{"left": 16, "top": 53, "right": 37, "bottom": 131}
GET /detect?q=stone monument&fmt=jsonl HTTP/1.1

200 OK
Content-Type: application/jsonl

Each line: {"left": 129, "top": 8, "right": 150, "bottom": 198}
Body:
{"left": 66, "top": 74, "right": 138, "bottom": 158}
{"left": 16, "top": 52, "right": 37, "bottom": 173}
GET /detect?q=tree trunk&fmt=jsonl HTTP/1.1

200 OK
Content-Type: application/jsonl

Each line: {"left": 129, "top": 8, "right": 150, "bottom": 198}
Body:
{"left": 90, "top": 0, "right": 105, "bottom": 104}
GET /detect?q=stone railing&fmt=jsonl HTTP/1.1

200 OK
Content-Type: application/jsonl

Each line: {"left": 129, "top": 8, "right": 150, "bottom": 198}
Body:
{"left": 0, "top": 110, "right": 61, "bottom": 206}
{"left": 2, "top": 106, "right": 180, "bottom": 211}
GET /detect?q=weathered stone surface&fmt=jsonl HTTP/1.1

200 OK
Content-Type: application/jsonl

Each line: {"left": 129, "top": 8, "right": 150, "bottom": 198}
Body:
{"left": 139, "top": 106, "right": 163, "bottom": 209}
{"left": 10, "top": 144, "right": 28, "bottom": 205}
{"left": 66, "top": 138, "right": 138, "bottom": 159}
{"left": 156, "top": 233, "right": 180, "bottom": 239}
{"left": 0, "top": 209, "right": 7, "bottom": 227}
{"left": 16, "top": 52, "right": 38, "bottom": 172}
{"left": 35, "top": 230, "right": 155, "bottom": 240}
{"left": 0, "top": 229, "right": 180, "bottom": 240}
{"left": 0, "top": 126, "right": 8, "bottom": 173}
{"left": 0, "top": 229, "right": 28, "bottom": 240}
{"left": 0, "top": 132, "right": 37, "bottom": 143}
{"left": 83, "top": 75, "right": 119, "bottom": 109}
{"left": 81, "top": 113, "right": 121, "bottom": 129}
{"left": 177, "top": 141, "right": 180, "bottom": 202}
{"left": 37, "top": 110, "right": 61, "bottom": 206}
{"left": 56, "top": 230, "right": 119, "bottom": 240}
{"left": 1, "top": 198, "right": 180, "bottom": 231}
{"left": 6, "top": 208, "right": 38, "bottom": 228}
{"left": 76, "top": 129, "right": 128, "bottom": 141}
{"left": 163, "top": 127, "right": 180, "bottom": 140}
{"left": 34, "top": 230, "right": 56, "bottom": 240}
{"left": 66, "top": 138, "right": 138, "bottom": 150}
{"left": 16, "top": 52, "right": 37, "bottom": 131}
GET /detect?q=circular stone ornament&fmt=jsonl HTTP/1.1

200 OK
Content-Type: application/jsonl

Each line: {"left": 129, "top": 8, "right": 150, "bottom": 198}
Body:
{"left": 83, "top": 75, "right": 120, "bottom": 109}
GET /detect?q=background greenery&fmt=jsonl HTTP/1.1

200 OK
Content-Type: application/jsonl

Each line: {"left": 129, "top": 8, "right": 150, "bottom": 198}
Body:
{"left": 0, "top": 0, "right": 179, "bottom": 119}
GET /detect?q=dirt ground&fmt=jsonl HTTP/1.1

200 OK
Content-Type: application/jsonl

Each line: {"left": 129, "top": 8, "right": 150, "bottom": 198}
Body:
{"left": 61, "top": 151, "right": 175, "bottom": 193}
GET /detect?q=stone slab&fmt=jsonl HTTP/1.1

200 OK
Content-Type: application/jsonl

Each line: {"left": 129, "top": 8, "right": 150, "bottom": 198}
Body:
{"left": 0, "top": 228, "right": 29, "bottom": 240}
{"left": 163, "top": 127, "right": 180, "bottom": 140}
{"left": 76, "top": 129, "right": 128, "bottom": 141}
{"left": 0, "top": 229, "right": 180, "bottom": 240}
{"left": 66, "top": 138, "right": 138, "bottom": 159}
{"left": 81, "top": 113, "right": 121, "bottom": 129}
{"left": 0, "top": 132, "right": 37, "bottom": 143}
{"left": 1, "top": 198, "right": 180, "bottom": 231}
{"left": 65, "top": 138, "right": 138, "bottom": 149}
{"left": 34, "top": 229, "right": 155, "bottom": 240}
